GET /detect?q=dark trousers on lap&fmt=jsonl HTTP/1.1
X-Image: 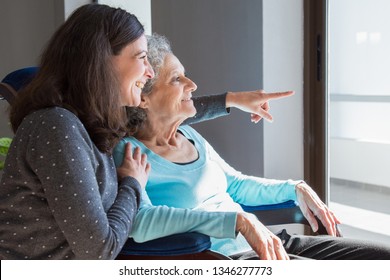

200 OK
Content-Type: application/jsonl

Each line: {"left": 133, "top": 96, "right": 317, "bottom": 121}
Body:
{"left": 230, "top": 229, "right": 390, "bottom": 260}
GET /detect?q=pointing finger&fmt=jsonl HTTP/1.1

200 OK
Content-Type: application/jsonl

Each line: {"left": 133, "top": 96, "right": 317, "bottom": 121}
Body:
{"left": 264, "top": 90, "right": 295, "bottom": 101}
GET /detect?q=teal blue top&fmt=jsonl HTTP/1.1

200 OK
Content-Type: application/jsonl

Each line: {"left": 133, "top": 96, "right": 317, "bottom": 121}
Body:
{"left": 113, "top": 125, "right": 299, "bottom": 256}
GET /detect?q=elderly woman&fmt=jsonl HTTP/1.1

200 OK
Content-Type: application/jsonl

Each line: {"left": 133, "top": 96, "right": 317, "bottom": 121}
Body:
{"left": 113, "top": 34, "right": 390, "bottom": 260}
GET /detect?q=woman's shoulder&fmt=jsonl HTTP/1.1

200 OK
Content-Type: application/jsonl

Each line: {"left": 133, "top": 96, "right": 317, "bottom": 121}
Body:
{"left": 118, "top": 135, "right": 140, "bottom": 146}
{"left": 25, "top": 107, "right": 80, "bottom": 124}
{"left": 113, "top": 136, "right": 141, "bottom": 155}
{"left": 112, "top": 136, "right": 143, "bottom": 167}
{"left": 21, "top": 107, "right": 87, "bottom": 137}
{"left": 178, "top": 125, "right": 205, "bottom": 142}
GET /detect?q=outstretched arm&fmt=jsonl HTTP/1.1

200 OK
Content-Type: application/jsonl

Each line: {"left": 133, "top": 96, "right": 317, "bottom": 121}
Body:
{"left": 184, "top": 93, "right": 229, "bottom": 125}
{"left": 185, "top": 90, "right": 294, "bottom": 125}
{"left": 226, "top": 89, "right": 294, "bottom": 123}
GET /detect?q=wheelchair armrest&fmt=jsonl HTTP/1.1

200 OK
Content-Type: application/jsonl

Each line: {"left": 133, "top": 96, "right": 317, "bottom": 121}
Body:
{"left": 117, "top": 232, "right": 230, "bottom": 259}
{"left": 241, "top": 200, "right": 308, "bottom": 226}
{"left": 120, "top": 232, "right": 211, "bottom": 256}
{"left": 242, "top": 200, "right": 331, "bottom": 235}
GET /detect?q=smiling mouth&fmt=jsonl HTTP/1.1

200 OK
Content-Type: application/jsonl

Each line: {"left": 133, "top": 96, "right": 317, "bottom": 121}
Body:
{"left": 181, "top": 95, "right": 192, "bottom": 102}
{"left": 135, "top": 81, "right": 145, "bottom": 89}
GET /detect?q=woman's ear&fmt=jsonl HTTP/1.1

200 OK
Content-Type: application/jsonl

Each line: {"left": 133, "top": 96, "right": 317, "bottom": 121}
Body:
{"left": 139, "top": 94, "right": 149, "bottom": 109}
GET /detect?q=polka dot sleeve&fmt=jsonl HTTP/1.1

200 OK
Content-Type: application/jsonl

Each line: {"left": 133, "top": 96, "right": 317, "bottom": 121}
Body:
{"left": 184, "top": 93, "right": 229, "bottom": 125}
{"left": 23, "top": 108, "right": 141, "bottom": 259}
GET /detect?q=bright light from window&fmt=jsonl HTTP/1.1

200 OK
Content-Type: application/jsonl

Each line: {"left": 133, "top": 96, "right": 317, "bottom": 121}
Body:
{"left": 355, "top": 32, "right": 382, "bottom": 45}
{"left": 369, "top": 32, "right": 382, "bottom": 44}
{"left": 356, "top": 32, "right": 368, "bottom": 44}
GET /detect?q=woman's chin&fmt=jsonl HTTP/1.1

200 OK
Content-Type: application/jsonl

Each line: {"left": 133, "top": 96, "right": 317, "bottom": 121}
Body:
{"left": 181, "top": 109, "right": 197, "bottom": 121}
{"left": 123, "top": 91, "right": 141, "bottom": 107}
{"left": 188, "top": 106, "right": 197, "bottom": 117}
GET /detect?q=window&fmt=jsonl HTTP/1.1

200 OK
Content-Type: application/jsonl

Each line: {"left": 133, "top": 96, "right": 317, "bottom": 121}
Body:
{"left": 305, "top": 0, "right": 390, "bottom": 243}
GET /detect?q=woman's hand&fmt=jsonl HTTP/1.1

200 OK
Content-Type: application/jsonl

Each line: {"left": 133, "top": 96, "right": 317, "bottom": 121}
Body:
{"left": 226, "top": 90, "right": 294, "bottom": 123}
{"left": 236, "top": 212, "right": 290, "bottom": 260}
{"left": 295, "top": 182, "right": 341, "bottom": 236}
{"left": 116, "top": 142, "right": 151, "bottom": 188}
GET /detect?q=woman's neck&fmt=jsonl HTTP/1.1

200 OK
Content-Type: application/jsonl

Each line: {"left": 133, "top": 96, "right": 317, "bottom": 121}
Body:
{"left": 135, "top": 115, "right": 198, "bottom": 164}
{"left": 136, "top": 116, "right": 183, "bottom": 149}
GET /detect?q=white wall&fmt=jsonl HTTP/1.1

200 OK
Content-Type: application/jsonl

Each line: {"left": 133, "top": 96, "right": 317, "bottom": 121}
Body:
{"left": 263, "top": 0, "right": 304, "bottom": 180}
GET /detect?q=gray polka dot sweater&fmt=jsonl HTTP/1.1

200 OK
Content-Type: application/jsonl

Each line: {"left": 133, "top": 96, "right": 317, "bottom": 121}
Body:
{"left": 0, "top": 107, "right": 142, "bottom": 259}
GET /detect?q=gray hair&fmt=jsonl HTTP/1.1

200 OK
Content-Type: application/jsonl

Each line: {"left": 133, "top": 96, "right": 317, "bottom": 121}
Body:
{"left": 142, "top": 33, "right": 173, "bottom": 94}
{"left": 126, "top": 33, "right": 173, "bottom": 135}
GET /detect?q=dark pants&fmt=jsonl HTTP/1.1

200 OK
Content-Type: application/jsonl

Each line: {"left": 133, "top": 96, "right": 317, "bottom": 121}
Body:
{"left": 230, "top": 229, "right": 390, "bottom": 260}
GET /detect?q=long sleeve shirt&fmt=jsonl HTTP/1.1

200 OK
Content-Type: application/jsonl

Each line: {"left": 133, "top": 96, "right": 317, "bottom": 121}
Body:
{"left": 0, "top": 107, "right": 141, "bottom": 259}
{"left": 113, "top": 125, "right": 298, "bottom": 256}
{"left": 185, "top": 93, "right": 229, "bottom": 125}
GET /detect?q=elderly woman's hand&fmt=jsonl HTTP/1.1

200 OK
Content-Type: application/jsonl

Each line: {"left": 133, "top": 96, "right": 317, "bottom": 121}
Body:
{"left": 116, "top": 142, "right": 151, "bottom": 188}
{"left": 236, "top": 212, "right": 290, "bottom": 260}
{"left": 295, "top": 182, "right": 341, "bottom": 236}
{"left": 226, "top": 90, "right": 294, "bottom": 123}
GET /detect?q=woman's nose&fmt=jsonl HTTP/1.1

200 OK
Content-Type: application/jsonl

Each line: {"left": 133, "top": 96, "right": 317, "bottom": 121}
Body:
{"left": 145, "top": 59, "right": 154, "bottom": 79}
{"left": 188, "top": 78, "right": 197, "bottom": 92}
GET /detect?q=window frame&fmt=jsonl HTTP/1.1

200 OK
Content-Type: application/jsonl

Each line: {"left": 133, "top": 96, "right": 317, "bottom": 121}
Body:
{"left": 303, "top": 0, "right": 328, "bottom": 202}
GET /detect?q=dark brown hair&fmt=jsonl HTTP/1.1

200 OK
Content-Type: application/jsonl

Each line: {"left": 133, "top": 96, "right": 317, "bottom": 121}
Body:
{"left": 10, "top": 4, "right": 144, "bottom": 154}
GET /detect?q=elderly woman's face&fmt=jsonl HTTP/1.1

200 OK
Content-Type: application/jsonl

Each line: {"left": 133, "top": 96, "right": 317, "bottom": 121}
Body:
{"left": 143, "top": 53, "right": 197, "bottom": 121}
{"left": 112, "top": 34, "right": 154, "bottom": 107}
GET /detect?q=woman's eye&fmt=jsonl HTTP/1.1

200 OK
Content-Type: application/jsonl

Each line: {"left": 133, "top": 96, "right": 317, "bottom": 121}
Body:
{"left": 172, "top": 76, "right": 180, "bottom": 82}
{"left": 172, "top": 74, "right": 186, "bottom": 83}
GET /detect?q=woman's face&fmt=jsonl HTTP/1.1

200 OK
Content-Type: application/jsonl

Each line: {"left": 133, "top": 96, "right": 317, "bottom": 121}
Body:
{"left": 143, "top": 53, "right": 197, "bottom": 122}
{"left": 112, "top": 34, "right": 154, "bottom": 107}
